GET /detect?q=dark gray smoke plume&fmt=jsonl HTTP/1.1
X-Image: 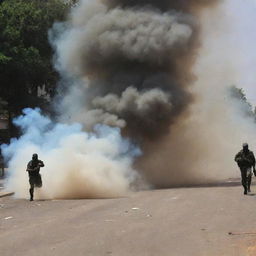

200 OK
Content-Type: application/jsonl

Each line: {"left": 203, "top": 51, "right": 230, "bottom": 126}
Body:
{"left": 51, "top": 0, "right": 228, "bottom": 189}
{"left": 54, "top": 0, "right": 217, "bottom": 140}
{"left": 106, "top": 0, "right": 217, "bottom": 11}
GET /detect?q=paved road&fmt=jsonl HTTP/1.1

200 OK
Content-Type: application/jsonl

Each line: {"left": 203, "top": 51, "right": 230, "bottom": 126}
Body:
{"left": 1, "top": 182, "right": 256, "bottom": 256}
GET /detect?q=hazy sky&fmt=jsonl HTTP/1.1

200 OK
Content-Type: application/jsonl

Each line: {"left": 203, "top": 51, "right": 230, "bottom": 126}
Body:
{"left": 222, "top": 0, "right": 256, "bottom": 104}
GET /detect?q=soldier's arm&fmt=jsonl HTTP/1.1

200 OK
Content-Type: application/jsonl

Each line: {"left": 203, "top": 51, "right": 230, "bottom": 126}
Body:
{"left": 235, "top": 152, "right": 241, "bottom": 162}
{"left": 251, "top": 153, "right": 256, "bottom": 169}
{"left": 26, "top": 162, "right": 33, "bottom": 172}
{"left": 38, "top": 160, "right": 44, "bottom": 167}
{"left": 33, "top": 161, "right": 44, "bottom": 172}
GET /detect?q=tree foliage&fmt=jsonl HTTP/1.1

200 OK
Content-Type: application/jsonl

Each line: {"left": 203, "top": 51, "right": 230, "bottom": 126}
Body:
{"left": 0, "top": 0, "right": 71, "bottom": 136}
{"left": 229, "top": 85, "right": 256, "bottom": 119}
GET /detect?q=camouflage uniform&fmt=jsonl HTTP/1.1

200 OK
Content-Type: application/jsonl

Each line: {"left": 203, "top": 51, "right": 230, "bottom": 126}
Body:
{"left": 235, "top": 149, "right": 255, "bottom": 194}
{"left": 26, "top": 154, "right": 44, "bottom": 201}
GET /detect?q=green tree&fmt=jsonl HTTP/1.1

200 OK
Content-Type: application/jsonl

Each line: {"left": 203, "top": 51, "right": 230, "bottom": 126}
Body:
{"left": 0, "top": 0, "right": 70, "bottom": 137}
{"left": 229, "top": 85, "right": 255, "bottom": 119}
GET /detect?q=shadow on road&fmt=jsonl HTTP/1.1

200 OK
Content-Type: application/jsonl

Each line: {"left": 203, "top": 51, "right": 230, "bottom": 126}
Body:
{"left": 157, "top": 179, "right": 248, "bottom": 190}
{"left": 247, "top": 193, "right": 256, "bottom": 196}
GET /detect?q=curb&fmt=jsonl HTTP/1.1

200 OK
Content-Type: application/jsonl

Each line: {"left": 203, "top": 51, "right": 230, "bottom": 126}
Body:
{"left": 0, "top": 192, "right": 14, "bottom": 198}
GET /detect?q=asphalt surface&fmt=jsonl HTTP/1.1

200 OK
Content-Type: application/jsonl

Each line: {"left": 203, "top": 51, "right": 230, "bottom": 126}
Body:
{"left": 1, "top": 181, "right": 256, "bottom": 256}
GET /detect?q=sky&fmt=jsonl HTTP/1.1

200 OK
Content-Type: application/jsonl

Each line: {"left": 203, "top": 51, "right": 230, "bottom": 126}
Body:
{"left": 219, "top": 0, "right": 256, "bottom": 104}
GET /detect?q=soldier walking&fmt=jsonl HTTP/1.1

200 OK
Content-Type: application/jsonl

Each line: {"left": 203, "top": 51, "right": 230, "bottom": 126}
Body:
{"left": 235, "top": 143, "right": 256, "bottom": 195}
{"left": 26, "top": 153, "right": 44, "bottom": 201}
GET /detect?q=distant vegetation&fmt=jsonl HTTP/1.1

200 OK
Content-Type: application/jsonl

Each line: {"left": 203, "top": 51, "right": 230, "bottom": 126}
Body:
{"left": 0, "top": 0, "right": 72, "bottom": 139}
{"left": 229, "top": 85, "right": 256, "bottom": 120}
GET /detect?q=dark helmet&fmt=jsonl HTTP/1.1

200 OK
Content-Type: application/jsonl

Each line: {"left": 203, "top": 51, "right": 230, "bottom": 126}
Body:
{"left": 243, "top": 143, "right": 249, "bottom": 151}
{"left": 32, "top": 153, "right": 38, "bottom": 161}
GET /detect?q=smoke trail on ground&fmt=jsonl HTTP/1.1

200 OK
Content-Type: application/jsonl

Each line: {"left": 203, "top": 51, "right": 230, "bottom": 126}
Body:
{"left": 2, "top": 108, "right": 140, "bottom": 199}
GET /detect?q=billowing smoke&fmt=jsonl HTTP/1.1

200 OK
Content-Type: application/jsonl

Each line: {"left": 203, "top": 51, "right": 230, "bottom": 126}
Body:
{"left": 52, "top": 0, "right": 228, "bottom": 188}
{"left": 3, "top": 0, "right": 256, "bottom": 198}
{"left": 137, "top": 0, "right": 256, "bottom": 187}
{"left": 54, "top": 0, "right": 203, "bottom": 139}
{"left": 2, "top": 108, "right": 140, "bottom": 199}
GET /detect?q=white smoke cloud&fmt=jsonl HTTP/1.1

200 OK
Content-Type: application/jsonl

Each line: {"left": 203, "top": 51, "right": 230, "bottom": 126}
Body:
{"left": 2, "top": 108, "right": 140, "bottom": 199}
{"left": 213, "top": 0, "right": 256, "bottom": 105}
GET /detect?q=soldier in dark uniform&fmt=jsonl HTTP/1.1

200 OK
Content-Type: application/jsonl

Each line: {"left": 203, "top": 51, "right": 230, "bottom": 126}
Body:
{"left": 235, "top": 143, "right": 256, "bottom": 195}
{"left": 26, "top": 153, "right": 44, "bottom": 201}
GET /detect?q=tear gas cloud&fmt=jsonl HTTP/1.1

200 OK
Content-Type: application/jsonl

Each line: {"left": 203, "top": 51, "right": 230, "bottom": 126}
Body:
{"left": 2, "top": 108, "right": 140, "bottom": 199}
{"left": 3, "top": 0, "right": 256, "bottom": 198}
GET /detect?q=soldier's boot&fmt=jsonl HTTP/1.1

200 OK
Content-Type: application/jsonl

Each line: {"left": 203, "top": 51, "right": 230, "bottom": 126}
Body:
{"left": 29, "top": 188, "right": 34, "bottom": 201}
{"left": 243, "top": 185, "right": 247, "bottom": 195}
{"left": 248, "top": 177, "right": 252, "bottom": 193}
